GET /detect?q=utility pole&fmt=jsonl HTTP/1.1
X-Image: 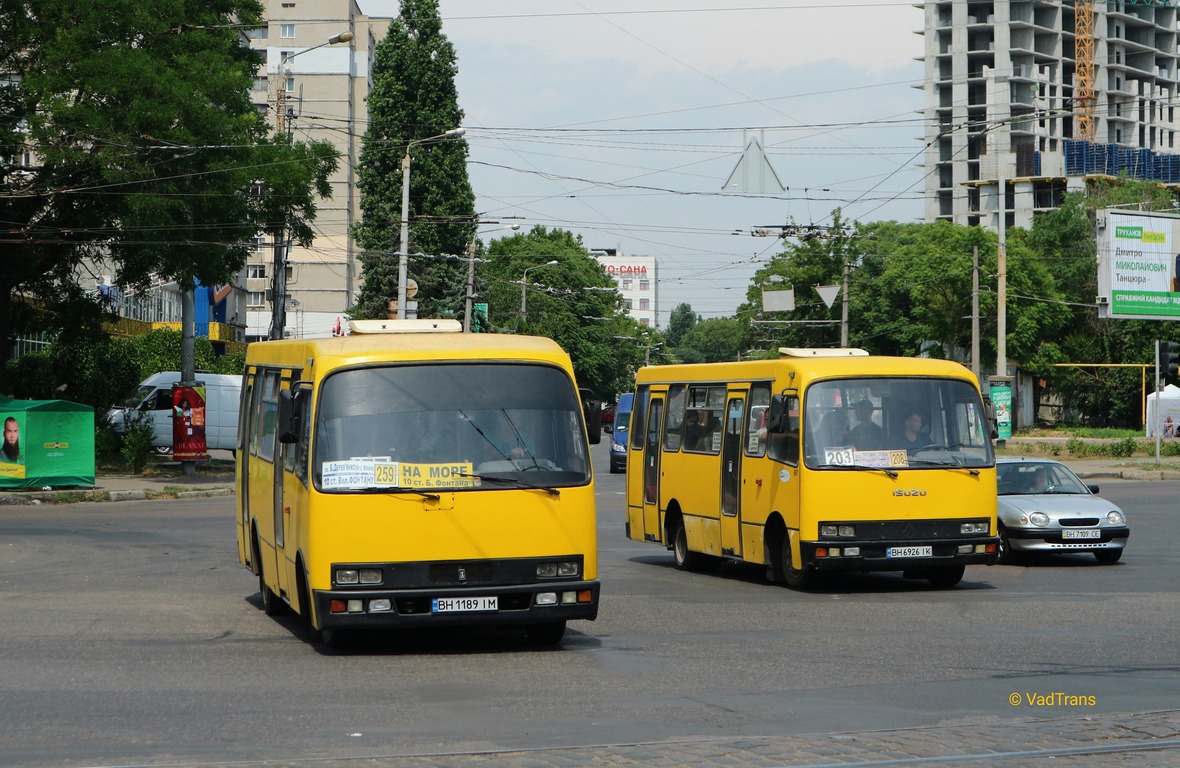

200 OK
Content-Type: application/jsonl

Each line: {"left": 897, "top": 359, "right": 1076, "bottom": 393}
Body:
{"left": 463, "top": 239, "right": 475, "bottom": 332}
{"left": 972, "top": 245, "right": 980, "bottom": 381}
{"left": 180, "top": 288, "right": 196, "bottom": 476}
{"left": 840, "top": 257, "right": 850, "bottom": 347}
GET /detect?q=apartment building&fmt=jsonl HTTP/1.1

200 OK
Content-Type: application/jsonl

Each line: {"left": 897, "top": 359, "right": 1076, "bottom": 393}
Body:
{"left": 245, "top": 0, "right": 390, "bottom": 340}
{"left": 921, "top": 0, "right": 1180, "bottom": 231}
{"left": 593, "top": 250, "right": 659, "bottom": 327}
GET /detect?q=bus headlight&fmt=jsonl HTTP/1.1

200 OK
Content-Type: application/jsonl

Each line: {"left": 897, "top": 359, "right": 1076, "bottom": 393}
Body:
{"left": 537, "top": 561, "right": 580, "bottom": 579}
{"left": 335, "top": 569, "right": 359, "bottom": 585}
{"left": 960, "top": 522, "right": 989, "bottom": 534}
{"left": 820, "top": 525, "right": 855, "bottom": 538}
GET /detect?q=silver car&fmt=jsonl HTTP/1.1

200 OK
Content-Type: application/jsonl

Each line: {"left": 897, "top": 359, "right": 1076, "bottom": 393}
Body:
{"left": 996, "top": 457, "right": 1129, "bottom": 564}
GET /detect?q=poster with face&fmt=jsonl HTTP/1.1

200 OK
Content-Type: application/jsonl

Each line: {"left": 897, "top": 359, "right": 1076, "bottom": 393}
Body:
{"left": 172, "top": 384, "right": 208, "bottom": 461}
{"left": 0, "top": 414, "right": 25, "bottom": 478}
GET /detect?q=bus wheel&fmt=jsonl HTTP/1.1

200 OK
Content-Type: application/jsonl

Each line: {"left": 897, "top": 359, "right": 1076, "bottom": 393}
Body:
{"left": 671, "top": 518, "right": 705, "bottom": 571}
{"left": 259, "top": 570, "right": 287, "bottom": 616}
{"left": 927, "top": 565, "right": 965, "bottom": 588}
{"left": 525, "top": 621, "right": 566, "bottom": 645}
{"left": 781, "top": 538, "right": 813, "bottom": 590}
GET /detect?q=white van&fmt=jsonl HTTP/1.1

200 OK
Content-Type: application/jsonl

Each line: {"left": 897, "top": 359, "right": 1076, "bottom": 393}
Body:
{"left": 108, "top": 372, "right": 242, "bottom": 452}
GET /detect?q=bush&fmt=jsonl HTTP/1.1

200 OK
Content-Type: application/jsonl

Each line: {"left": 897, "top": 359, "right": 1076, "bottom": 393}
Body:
{"left": 94, "top": 416, "right": 123, "bottom": 466}
{"left": 120, "top": 413, "right": 155, "bottom": 474}
{"left": 1109, "top": 437, "right": 1137, "bottom": 458}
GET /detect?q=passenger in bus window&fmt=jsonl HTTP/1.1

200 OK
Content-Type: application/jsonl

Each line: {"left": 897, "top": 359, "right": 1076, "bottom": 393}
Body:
{"left": 684, "top": 410, "right": 706, "bottom": 450}
{"left": 848, "top": 399, "right": 886, "bottom": 450}
{"left": 817, "top": 408, "right": 849, "bottom": 450}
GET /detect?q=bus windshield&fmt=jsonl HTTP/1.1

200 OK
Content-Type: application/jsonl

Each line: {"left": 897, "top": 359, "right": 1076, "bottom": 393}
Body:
{"left": 313, "top": 363, "right": 591, "bottom": 493}
{"left": 804, "top": 376, "right": 993, "bottom": 470}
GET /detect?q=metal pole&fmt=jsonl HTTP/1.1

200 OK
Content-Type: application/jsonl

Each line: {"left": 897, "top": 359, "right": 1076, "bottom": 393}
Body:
{"left": 464, "top": 240, "right": 475, "bottom": 332}
{"left": 268, "top": 231, "right": 287, "bottom": 339}
{"left": 972, "top": 245, "right": 980, "bottom": 381}
{"left": 840, "top": 257, "right": 850, "bottom": 347}
{"left": 396, "top": 147, "right": 411, "bottom": 320}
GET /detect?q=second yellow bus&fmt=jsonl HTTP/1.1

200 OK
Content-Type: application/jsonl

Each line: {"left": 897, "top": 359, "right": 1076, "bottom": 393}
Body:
{"left": 624, "top": 348, "right": 998, "bottom": 589}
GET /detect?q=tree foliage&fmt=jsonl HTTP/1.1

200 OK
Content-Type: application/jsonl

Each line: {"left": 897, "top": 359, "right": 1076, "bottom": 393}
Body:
{"left": 679, "top": 318, "right": 744, "bottom": 362}
{"left": 664, "top": 303, "right": 699, "bottom": 349}
{"left": 352, "top": 0, "right": 476, "bottom": 321}
{"left": 0, "top": 0, "right": 337, "bottom": 392}
{"left": 479, "top": 226, "right": 644, "bottom": 398}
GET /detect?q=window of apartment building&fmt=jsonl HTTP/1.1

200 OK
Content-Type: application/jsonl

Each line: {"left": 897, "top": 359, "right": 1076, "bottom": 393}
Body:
{"left": 284, "top": 76, "right": 294, "bottom": 93}
{"left": 281, "top": 2, "right": 295, "bottom": 6}
{"left": 639, "top": 279, "right": 649, "bottom": 291}
{"left": 281, "top": 24, "right": 296, "bottom": 38}
{"left": 253, "top": 76, "right": 268, "bottom": 92}
{"left": 624, "top": 298, "right": 633, "bottom": 310}
{"left": 248, "top": 265, "right": 266, "bottom": 279}
{"left": 639, "top": 298, "right": 650, "bottom": 310}
{"left": 248, "top": 291, "right": 266, "bottom": 307}
{"left": 246, "top": 27, "right": 268, "bottom": 40}
{"left": 621, "top": 278, "right": 632, "bottom": 290}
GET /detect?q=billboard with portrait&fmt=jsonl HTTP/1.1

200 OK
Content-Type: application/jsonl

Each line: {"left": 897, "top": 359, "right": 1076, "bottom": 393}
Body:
{"left": 1096, "top": 209, "right": 1180, "bottom": 320}
{"left": 0, "top": 397, "right": 95, "bottom": 489}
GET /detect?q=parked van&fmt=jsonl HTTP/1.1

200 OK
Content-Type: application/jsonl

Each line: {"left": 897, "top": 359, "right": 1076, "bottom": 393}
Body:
{"left": 108, "top": 372, "right": 242, "bottom": 452}
{"left": 609, "top": 392, "right": 633, "bottom": 474}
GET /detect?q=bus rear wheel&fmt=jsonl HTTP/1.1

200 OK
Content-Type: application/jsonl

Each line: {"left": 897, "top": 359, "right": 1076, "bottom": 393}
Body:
{"left": 259, "top": 571, "right": 287, "bottom": 616}
{"left": 671, "top": 517, "right": 706, "bottom": 572}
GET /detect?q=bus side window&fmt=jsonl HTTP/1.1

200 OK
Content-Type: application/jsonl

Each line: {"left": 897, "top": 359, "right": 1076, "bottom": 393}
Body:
{"left": 767, "top": 394, "right": 799, "bottom": 465}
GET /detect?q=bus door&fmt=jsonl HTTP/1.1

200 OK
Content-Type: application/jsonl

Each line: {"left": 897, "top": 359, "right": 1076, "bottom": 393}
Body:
{"left": 642, "top": 396, "right": 664, "bottom": 541}
{"left": 720, "top": 394, "right": 745, "bottom": 557}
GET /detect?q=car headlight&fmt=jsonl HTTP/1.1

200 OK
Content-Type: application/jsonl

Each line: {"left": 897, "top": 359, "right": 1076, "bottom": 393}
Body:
{"left": 1106, "top": 510, "right": 1125, "bottom": 525}
{"left": 1027, "top": 511, "right": 1050, "bottom": 527}
{"left": 612, "top": 440, "right": 626, "bottom": 451}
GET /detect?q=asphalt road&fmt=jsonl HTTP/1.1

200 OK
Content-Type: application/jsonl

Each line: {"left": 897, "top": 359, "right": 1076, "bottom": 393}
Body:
{"left": 1, "top": 439, "right": 1178, "bottom": 767}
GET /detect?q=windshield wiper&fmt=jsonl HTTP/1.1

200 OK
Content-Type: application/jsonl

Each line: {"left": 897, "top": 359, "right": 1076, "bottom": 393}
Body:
{"left": 456, "top": 471, "right": 560, "bottom": 497}
{"left": 906, "top": 457, "right": 981, "bottom": 475}
{"left": 813, "top": 463, "right": 899, "bottom": 479}
{"left": 339, "top": 487, "right": 441, "bottom": 501}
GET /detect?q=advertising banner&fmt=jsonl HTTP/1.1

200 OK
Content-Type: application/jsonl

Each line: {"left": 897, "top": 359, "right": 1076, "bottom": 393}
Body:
{"left": 0, "top": 397, "right": 95, "bottom": 489}
{"left": 171, "top": 384, "right": 208, "bottom": 461}
{"left": 1098, "top": 210, "right": 1180, "bottom": 319}
{"left": 992, "top": 386, "right": 1013, "bottom": 441}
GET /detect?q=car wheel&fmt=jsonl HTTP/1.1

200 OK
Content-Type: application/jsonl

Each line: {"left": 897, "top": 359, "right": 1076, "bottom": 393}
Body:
{"left": 1094, "top": 548, "right": 1123, "bottom": 564}
{"left": 998, "top": 524, "right": 1021, "bottom": 565}
{"left": 926, "top": 564, "right": 965, "bottom": 588}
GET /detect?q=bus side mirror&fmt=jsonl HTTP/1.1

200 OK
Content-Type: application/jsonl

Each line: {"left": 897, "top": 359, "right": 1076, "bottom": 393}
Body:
{"left": 983, "top": 397, "right": 998, "bottom": 440}
{"left": 584, "top": 399, "right": 603, "bottom": 445}
{"left": 768, "top": 397, "right": 786, "bottom": 433}
{"left": 278, "top": 389, "right": 302, "bottom": 444}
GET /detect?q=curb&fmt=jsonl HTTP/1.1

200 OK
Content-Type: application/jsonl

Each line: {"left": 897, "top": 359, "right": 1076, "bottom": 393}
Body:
{"left": 0, "top": 487, "right": 233, "bottom": 506}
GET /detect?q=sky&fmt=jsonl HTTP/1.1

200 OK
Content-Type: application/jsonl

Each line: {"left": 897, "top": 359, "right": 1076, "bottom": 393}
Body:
{"left": 358, "top": 1, "right": 928, "bottom": 327}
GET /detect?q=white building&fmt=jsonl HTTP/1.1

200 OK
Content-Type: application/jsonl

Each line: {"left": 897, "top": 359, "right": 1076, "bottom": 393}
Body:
{"left": 920, "top": 0, "right": 1180, "bottom": 231}
{"left": 593, "top": 250, "right": 658, "bottom": 327}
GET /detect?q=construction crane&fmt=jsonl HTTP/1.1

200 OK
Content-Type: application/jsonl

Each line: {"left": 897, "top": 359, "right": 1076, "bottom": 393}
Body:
{"left": 1074, "top": 0, "right": 1179, "bottom": 142}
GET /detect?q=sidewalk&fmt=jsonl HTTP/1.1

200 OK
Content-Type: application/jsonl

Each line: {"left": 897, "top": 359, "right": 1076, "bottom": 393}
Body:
{"left": 3, "top": 438, "right": 1180, "bottom": 505}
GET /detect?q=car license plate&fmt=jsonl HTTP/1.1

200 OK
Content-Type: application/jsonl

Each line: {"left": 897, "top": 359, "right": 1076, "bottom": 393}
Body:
{"left": 887, "top": 546, "right": 933, "bottom": 558}
{"left": 431, "top": 596, "right": 498, "bottom": 614}
{"left": 1062, "top": 529, "right": 1101, "bottom": 539}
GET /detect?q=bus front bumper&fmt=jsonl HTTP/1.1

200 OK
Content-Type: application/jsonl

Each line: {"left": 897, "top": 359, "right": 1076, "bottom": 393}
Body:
{"left": 803, "top": 537, "right": 999, "bottom": 572}
{"left": 313, "top": 580, "right": 600, "bottom": 630}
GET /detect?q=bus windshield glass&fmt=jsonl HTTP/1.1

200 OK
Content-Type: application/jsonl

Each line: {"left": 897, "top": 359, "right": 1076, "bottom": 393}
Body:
{"left": 804, "top": 377, "right": 993, "bottom": 470}
{"left": 313, "top": 363, "right": 591, "bottom": 493}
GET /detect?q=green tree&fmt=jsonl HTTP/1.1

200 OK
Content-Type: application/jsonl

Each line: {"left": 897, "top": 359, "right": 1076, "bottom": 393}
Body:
{"left": 664, "top": 303, "right": 699, "bottom": 349}
{"left": 679, "top": 318, "right": 744, "bottom": 362}
{"left": 352, "top": 0, "right": 476, "bottom": 321}
{"left": 0, "top": 0, "right": 337, "bottom": 392}
{"left": 479, "top": 226, "right": 641, "bottom": 397}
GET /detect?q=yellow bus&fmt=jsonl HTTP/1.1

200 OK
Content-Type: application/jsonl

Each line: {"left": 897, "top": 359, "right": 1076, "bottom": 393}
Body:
{"left": 624, "top": 348, "right": 998, "bottom": 589}
{"left": 236, "top": 319, "right": 601, "bottom": 645}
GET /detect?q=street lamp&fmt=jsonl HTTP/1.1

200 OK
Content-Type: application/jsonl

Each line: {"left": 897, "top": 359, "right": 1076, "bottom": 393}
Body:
{"left": 520, "top": 260, "right": 559, "bottom": 326}
{"left": 396, "top": 127, "right": 466, "bottom": 319}
{"left": 275, "top": 31, "right": 353, "bottom": 136}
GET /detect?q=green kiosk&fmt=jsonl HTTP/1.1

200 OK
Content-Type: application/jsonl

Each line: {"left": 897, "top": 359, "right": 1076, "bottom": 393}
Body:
{"left": 0, "top": 397, "right": 95, "bottom": 490}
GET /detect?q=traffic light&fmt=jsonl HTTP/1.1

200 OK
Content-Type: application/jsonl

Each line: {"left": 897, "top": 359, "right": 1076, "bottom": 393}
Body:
{"left": 1160, "top": 341, "right": 1180, "bottom": 380}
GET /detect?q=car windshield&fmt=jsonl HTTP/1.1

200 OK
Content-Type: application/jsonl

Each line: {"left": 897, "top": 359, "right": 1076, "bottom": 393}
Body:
{"left": 803, "top": 376, "right": 993, "bottom": 470}
{"left": 313, "top": 363, "right": 592, "bottom": 493}
{"left": 998, "top": 462, "right": 1090, "bottom": 495}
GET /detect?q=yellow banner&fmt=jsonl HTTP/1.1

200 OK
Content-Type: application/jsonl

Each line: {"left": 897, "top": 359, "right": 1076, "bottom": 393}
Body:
{"left": 0, "top": 462, "right": 27, "bottom": 479}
